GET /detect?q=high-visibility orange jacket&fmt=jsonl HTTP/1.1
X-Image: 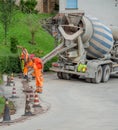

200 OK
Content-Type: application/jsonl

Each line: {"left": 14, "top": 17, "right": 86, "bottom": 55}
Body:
{"left": 32, "top": 58, "right": 44, "bottom": 88}
{"left": 20, "top": 48, "right": 29, "bottom": 75}
{"left": 23, "top": 59, "right": 34, "bottom": 76}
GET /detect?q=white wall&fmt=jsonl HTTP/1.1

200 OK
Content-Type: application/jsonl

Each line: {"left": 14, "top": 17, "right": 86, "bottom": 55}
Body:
{"left": 59, "top": 0, "right": 82, "bottom": 13}
{"left": 59, "top": 0, "right": 118, "bottom": 26}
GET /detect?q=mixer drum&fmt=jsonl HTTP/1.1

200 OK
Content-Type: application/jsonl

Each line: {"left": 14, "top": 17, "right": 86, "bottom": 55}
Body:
{"left": 82, "top": 16, "right": 114, "bottom": 58}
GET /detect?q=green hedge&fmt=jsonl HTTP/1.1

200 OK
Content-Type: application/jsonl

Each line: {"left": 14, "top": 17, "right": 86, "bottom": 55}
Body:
{"left": 0, "top": 55, "right": 57, "bottom": 74}
{"left": 0, "top": 96, "right": 5, "bottom": 117}
{"left": 44, "top": 57, "right": 58, "bottom": 72}
{"left": 0, "top": 56, "right": 21, "bottom": 74}
{"left": 0, "top": 51, "right": 58, "bottom": 75}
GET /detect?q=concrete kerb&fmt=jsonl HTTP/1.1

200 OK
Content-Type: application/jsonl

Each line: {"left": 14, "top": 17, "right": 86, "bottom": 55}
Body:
{"left": 0, "top": 76, "right": 50, "bottom": 126}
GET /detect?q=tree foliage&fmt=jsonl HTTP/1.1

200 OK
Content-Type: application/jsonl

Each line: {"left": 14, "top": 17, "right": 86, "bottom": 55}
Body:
{"left": 25, "top": 15, "right": 40, "bottom": 45}
{"left": 10, "top": 37, "right": 18, "bottom": 53}
{"left": 20, "top": 0, "right": 37, "bottom": 13}
{"left": 0, "top": 0, "right": 15, "bottom": 44}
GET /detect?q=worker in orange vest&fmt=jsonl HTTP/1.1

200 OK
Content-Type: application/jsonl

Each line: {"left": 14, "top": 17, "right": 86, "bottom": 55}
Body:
{"left": 30, "top": 57, "right": 44, "bottom": 93}
{"left": 20, "top": 48, "right": 29, "bottom": 63}
{"left": 25, "top": 54, "right": 36, "bottom": 79}
{"left": 20, "top": 47, "right": 29, "bottom": 79}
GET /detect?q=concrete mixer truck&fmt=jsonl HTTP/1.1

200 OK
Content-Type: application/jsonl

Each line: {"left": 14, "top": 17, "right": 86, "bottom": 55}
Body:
{"left": 42, "top": 12, "right": 118, "bottom": 83}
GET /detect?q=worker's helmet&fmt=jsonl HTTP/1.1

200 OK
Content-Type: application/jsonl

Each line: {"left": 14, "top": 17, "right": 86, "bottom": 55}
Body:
{"left": 29, "top": 54, "right": 35, "bottom": 59}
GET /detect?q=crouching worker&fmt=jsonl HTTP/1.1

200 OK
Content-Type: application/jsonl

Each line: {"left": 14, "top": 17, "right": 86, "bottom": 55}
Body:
{"left": 29, "top": 56, "right": 44, "bottom": 93}
{"left": 23, "top": 54, "right": 35, "bottom": 80}
{"left": 20, "top": 47, "right": 29, "bottom": 79}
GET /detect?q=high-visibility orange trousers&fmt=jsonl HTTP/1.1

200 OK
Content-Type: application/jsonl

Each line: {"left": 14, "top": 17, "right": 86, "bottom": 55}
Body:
{"left": 23, "top": 65, "right": 28, "bottom": 76}
{"left": 35, "top": 69, "right": 44, "bottom": 92}
{"left": 23, "top": 66, "right": 35, "bottom": 77}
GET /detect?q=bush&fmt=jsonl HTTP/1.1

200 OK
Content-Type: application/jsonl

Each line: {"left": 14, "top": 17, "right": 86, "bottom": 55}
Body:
{"left": 0, "top": 56, "right": 21, "bottom": 74}
{"left": 0, "top": 97, "right": 5, "bottom": 117}
{"left": 20, "top": 0, "right": 37, "bottom": 13}
{"left": 0, "top": 97, "right": 5, "bottom": 104}
{"left": 44, "top": 57, "right": 58, "bottom": 71}
{"left": 0, "top": 54, "right": 57, "bottom": 74}
{"left": 10, "top": 37, "right": 18, "bottom": 53}
{"left": 0, "top": 73, "right": 3, "bottom": 84}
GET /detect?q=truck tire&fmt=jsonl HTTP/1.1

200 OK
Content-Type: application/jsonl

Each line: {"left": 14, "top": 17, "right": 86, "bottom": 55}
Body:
{"left": 102, "top": 65, "right": 110, "bottom": 82}
{"left": 62, "top": 73, "right": 71, "bottom": 80}
{"left": 57, "top": 72, "right": 63, "bottom": 79}
{"left": 71, "top": 74, "right": 80, "bottom": 79}
{"left": 92, "top": 66, "right": 103, "bottom": 83}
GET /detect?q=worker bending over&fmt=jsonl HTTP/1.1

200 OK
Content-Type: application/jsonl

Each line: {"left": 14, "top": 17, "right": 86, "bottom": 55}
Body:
{"left": 24, "top": 54, "right": 35, "bottom": 79}
{"left": 19, "top": 47, "right": 35, "bottom": 79}
{"left": 30, "top": 57, "right": 44, "bottom": 93}
{"left": 20, "top": 47, "right": 29, "bottom": 79}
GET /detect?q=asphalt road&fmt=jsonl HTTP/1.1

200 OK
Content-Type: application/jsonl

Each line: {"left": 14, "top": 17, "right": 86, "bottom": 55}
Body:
{"left": 1, "top": 72, "right": 118, "bottom": 130}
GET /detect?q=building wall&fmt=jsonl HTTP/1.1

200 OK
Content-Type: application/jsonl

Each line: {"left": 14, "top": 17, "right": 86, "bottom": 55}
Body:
{"left": 15, "top": 0, "right": 57, "bottom": 13}
{"left": 59, "top": 0, "right": 118, "bottom": 26}
{"left": 35, "top": 0, "right": 43, "bottom": 12}
{"left": 48, "top": 0, "right": 56, "bottom": 13}
{"left": 38, "top": 0, "right": 56, "bottom": 13}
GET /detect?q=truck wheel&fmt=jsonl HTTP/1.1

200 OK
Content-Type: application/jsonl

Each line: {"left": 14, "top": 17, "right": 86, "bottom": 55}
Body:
{"left": 92, "top": 66, "right": 103, "bottom": 83}
{"left": 57, "top": 72, "right": 63, "bottom": 79}
{"left": 102, "top": 65, "right": 110, "bottom": 82}
{"left": 71, "top": 74, "right": 79, "bottom": 79}
{"left": 62, "top": 73, "right": 71, "bottom": 80}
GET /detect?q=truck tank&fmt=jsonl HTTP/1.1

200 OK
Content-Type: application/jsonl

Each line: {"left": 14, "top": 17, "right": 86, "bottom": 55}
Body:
{"left": 42, "top": 13, "right": 118, "bottom": 83}
{"left": 42, "top": 13, "right": 115, "bottom": 64}
{"left": 71, "top": 15, "right": 114, "bottom": 59}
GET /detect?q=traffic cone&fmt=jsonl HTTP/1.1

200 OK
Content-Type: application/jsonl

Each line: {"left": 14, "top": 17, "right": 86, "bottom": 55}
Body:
{"left": 10, "top": 80, "right": 15, "bottom": 86}
{"left": 10, "top": 85, "right": 19, "bottom": 98}
{"left": 3, "top": 99, "right": 11, "bottom": 122}
{"left": 6, "top": 76, "right": 11, "bottom": 86}
{"left": 26, "top": 94, "right": 30, "bottom": 103}
{"left": 23, "top": 94, "right": 33, "bottom": 116}
{"left": 10, "top": 73, "right": 15, "bottom": 86}
{"left": 29, "top": 89, "right": 34, "bottom": 102}
{"left": 24, "top": 86, "right": 34, "bottom": 102}
{"left": 33, "top": 92, "right": 41, "bottom": 108}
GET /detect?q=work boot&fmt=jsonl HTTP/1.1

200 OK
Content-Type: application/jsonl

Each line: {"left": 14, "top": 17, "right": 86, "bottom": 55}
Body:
{"left": 35, "top": 87, "right": 42, "bottom": 94}
{"left": 35, "top": 90, "right": 42, "bottom": 94}
{"left": 24, "top": 75, "right": 28, "bottom": 79}
{"left": 32, "top": 76, "right": 35, "bottom": 80}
